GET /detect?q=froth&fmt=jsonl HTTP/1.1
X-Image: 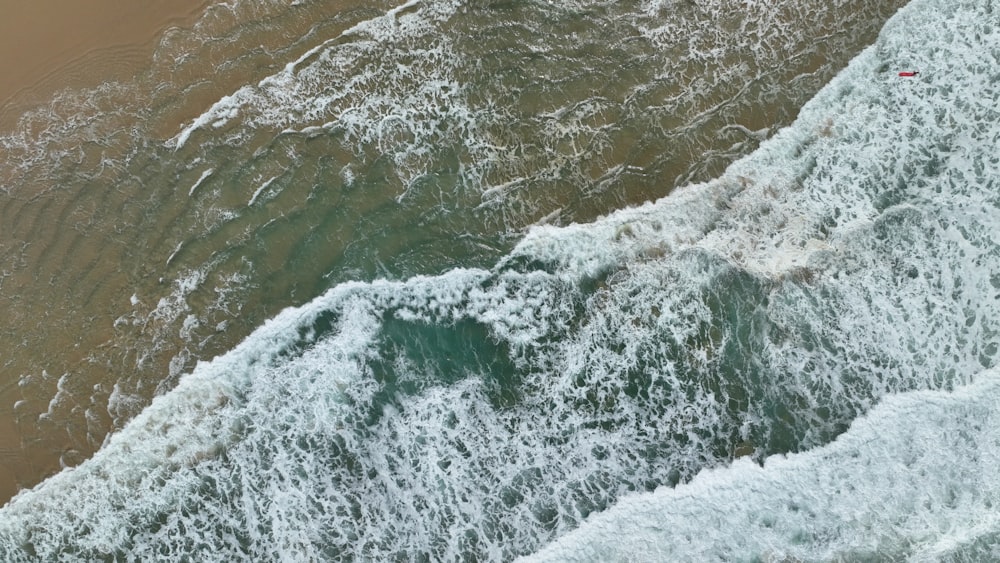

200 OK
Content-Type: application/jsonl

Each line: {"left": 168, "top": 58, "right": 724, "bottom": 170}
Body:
{"left": 525, "top": 368, "right": 1000, "bottom": 562}
{"left": 3, "top": 0, "right": 989, "bottom": 561}
{"left": 165, "top": 0, "right": 906, "bottom": 231}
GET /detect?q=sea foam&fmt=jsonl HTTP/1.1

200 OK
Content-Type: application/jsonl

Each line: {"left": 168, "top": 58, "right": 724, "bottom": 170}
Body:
{"left": 527, "top": 0, "right": 1000, "bottom": 559}
{"left": 1, "top": 0, "right": 997, "bottom": 561}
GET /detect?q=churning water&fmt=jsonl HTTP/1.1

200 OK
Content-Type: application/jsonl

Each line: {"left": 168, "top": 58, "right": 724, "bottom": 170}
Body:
{"left": 3, "top": 0, "right": 998, "bottom": 561}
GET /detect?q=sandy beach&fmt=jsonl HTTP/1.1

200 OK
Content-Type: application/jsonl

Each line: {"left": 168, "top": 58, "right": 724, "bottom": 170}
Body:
{"left": 0, "top": 0, "right": 208, "bottom": 128}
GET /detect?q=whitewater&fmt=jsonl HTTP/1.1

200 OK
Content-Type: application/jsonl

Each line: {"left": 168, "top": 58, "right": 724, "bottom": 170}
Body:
{"left": 0, "top": 0, "right": 998, "bottom": 561}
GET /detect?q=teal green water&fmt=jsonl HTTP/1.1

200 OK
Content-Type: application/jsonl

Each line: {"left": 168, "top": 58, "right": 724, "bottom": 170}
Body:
{"left": 0, "top": 1, "right": 945, "bottom": 559}
{"left": 0, "top": 1, "right": 904, "bottom": 495}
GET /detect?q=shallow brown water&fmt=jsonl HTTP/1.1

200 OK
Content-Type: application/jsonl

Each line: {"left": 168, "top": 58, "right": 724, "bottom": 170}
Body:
{"left": 0, "top": 0, "right": 907, "bottom": 508}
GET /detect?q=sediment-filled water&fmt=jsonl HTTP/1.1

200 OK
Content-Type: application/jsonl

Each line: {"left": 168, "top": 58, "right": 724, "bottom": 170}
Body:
{"left": 4, "top": 0, "right": 997, "bottom": 560}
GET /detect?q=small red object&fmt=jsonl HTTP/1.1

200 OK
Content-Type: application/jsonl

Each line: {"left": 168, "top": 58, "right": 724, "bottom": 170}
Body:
{"left": 898, "top": 71, "right": 919, "bottom": 77}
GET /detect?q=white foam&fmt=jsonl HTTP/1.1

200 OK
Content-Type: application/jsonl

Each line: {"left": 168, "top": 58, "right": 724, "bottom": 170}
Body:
{"left": 165, "top": 242, "right": 184, "bottom": 266}
{"left": 520, "top": 0, "right": 1000, "bottom": 557}
{"left": 169, "top": 88, "right": 251, "bottom": 150}
{"left": 157, "top": 0, "right": 901, "bottom": 226}
{"left": 2, "top": 0, "right": 998, "bottom": 560}
{"left": 166, "top": 0, "right": 462, "bottom": 154}
{"left": 187, "top": 167, "right": 214, "bottom": 196}
{"left": 524, "top": 369, "right": 1000, "bottom": 562}
{"left": 247, "top": 174, "right": 279, "bottom": 206}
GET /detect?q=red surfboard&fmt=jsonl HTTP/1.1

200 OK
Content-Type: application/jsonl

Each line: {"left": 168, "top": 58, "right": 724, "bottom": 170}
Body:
{"left": 898, "top": 71, "right": 919, "bottom": 77}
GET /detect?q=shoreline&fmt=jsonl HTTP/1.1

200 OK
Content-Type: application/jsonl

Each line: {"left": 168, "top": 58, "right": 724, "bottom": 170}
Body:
{"left": 0, "top": 0, "right": 911, "bottom": 518}
{"left": 0, "top": 0, "right": 209, "bottom": 132}
{"left": 0, "top": 0, "right": 210, "bottom": 503}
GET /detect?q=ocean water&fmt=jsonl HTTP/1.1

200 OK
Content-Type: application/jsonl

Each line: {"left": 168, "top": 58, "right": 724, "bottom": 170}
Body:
{"left": 0, "top": 0, "right": 900, "bottom": 500}
{"left": 2, "top": 0, "right": 995, "bottom": 560}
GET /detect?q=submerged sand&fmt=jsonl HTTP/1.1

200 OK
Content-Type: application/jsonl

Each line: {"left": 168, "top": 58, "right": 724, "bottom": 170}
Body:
{"left": 0, "top": 0, "right": 208, "bottom": 502}
{"left": 0, "top": 0, "right": 909, "bottom": 511}
{"left": 0, "top": 0, "right": 208, "bottom": 127}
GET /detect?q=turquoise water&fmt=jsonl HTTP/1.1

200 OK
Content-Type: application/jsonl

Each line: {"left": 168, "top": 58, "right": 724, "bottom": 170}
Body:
{"left": 0, "top": 0, "right": 900, "bottom": 493}
{"left": 7, "top": 0, "right": 1000, "bottom": 560}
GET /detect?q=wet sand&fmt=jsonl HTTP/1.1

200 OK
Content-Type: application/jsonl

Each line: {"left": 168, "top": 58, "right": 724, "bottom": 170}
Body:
{"left": 0, "top": 0, "right": 209, "bottom": 128}
{"left": 0, "top": 0, "right": 208, "bottom": 502}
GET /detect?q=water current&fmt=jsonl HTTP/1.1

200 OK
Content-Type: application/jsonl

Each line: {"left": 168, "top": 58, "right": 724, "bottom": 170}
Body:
{"left": 4, "top": 0, "right": 996, "bottom": 561}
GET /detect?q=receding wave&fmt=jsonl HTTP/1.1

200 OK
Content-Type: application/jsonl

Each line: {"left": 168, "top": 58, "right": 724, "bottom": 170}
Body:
{"left": 5, "top": 0, "right": 991, "bottom": 561}
{"left": 0, "top": 0, "right": 900, "bottom": 503}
